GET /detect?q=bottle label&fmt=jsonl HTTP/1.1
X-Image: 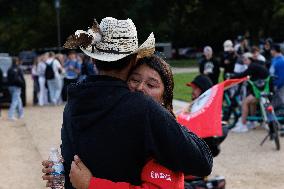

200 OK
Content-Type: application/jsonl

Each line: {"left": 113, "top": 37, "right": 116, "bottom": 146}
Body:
{"left": 52, "top": 163, "right": 64, "bottom": 175}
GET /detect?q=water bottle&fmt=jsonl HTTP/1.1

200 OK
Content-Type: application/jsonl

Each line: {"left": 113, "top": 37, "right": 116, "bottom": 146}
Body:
{"left": 49, "top": 147, "right": 65, "bottom": 189}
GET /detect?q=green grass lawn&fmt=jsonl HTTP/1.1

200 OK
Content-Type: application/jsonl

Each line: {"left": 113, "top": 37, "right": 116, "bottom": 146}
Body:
{"left": 173, "top": 71, "right": 224, "bottom": 102}
{"left": 173, "top": 72, "right": 199, "bottom": 102}
{"left": 168, "top": 59, "right": 198, "bottom": 68}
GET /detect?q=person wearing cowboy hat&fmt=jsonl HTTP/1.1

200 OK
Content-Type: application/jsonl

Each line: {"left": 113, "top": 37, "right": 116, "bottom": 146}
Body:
{"left": 42, "top": 17, "right": 212, "bottom": 189}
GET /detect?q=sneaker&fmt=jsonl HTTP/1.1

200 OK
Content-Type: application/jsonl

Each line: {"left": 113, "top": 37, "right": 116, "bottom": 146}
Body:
{"left": 18, "top": 114, "right": 24, "bottom": 119}
{"left": 231, "top": 121, "right": 248, "bottom": 133}
{"left": 247, "top": 121, "right": 258, "bottom": 129}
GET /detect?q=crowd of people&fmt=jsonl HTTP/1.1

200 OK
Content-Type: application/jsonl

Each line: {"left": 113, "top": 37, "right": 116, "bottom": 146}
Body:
{"left": 197, "top": 36, "right": 284, "bottom": 133}
{"left": 31, "top": 51, "right": 98, "bottom": 106}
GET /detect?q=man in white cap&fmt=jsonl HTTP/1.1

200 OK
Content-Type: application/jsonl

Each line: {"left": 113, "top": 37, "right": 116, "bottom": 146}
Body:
{"left": 220, "top": 40, "right": 238, "bottom": 80}
{"left": 42, "top": 17, "right": 212, "bottom": 189}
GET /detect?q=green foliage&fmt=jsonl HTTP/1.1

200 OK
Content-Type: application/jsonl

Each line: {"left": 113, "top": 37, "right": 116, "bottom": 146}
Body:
{"left": 173, "top": 72, "right": 199, "bottom": 101}
{"left": 1, "top": 0, "right": 284, "bottom": 53}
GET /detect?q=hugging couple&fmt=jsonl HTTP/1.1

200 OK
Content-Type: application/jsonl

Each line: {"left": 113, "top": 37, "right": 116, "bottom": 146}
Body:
{"left": 42, "top": 17, "right": 213, "bottom": 189}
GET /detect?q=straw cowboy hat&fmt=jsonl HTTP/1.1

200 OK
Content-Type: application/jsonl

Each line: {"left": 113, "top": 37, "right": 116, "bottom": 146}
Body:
{"left": 64, "top": 17, "right": 155, "bottom": 62}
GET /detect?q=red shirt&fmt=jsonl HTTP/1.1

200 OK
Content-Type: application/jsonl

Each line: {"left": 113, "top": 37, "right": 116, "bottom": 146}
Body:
{"left": 88, "top": 159, "right": 184, "bottom": 189}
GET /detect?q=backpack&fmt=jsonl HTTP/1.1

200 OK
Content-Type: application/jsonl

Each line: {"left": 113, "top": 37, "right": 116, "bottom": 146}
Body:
{"left": 45, "top": 61, "right": 55, "bottom": 80}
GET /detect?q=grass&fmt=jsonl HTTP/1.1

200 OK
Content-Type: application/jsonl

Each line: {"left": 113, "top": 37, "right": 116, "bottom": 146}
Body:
{"left": 173, "top": 71, "right": 225, "bottom": 102}
{"left": 173, "top": 72, "right": 199, "bottom": 102}
{"left": 168, "top": 59, "right": 198, "bottom": 68}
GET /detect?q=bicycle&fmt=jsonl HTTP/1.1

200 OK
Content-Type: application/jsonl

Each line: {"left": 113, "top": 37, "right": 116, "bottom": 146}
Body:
{"left": 246, "top": 76, "right": 283, "bottom": 150}
{"left": 222, "top": 86, "right": 242, "bottom": 129}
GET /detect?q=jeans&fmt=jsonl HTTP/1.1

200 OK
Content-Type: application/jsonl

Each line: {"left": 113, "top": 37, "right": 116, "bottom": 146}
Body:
{"left": 272, "top": 86, "right": 284, "bottom": 109}
{"left": 38, "top": 77, "right": 48, "bottom": 106}
{"left": 8, "top": 86, "right": 23, "bottom": 119}
{"left": 47, "top": 78, "right": 61, "bottom": 105}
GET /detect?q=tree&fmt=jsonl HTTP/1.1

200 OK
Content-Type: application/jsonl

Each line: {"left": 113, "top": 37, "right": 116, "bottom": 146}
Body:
{"left": 0, "top": 0, "right": 284, "bottom": 54}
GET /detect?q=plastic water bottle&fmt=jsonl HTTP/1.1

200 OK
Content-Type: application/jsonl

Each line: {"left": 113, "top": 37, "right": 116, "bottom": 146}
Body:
{"left": 49, "top": 147, "right": 65, "bottom": 189}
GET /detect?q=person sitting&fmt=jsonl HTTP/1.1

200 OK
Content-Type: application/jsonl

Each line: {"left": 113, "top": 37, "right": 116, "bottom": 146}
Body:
{"left": 186, "top": 75, "right": 213, "bottom": 101}
{"left": 185, "top": 75, "right": 227, "bottom": 157}
{"left": 230, "top": 52, "right": 270, "bottom": 133}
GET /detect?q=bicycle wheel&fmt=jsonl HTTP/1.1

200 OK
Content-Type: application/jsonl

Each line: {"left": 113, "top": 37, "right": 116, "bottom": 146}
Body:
{"left": 271, "top": 121, "right": 280, "bottom": 150}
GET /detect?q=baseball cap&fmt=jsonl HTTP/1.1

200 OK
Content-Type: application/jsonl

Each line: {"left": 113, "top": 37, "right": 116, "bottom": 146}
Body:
{"left": 242, "top": 52, "right": 253, "bottom": 59}
{"left": 223, "top": 40, "right": 234, "bottom": 52}
{"left": 186, "top": 75, "right": 213, "bottom": 93}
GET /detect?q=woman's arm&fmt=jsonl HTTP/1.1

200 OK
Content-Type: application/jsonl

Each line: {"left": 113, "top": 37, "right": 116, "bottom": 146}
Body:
{"left": 70, "top": 156, "right": 184, "bottom": 189}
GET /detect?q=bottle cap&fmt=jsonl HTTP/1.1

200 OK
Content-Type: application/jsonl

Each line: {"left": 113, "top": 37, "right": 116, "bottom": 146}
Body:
{"left": 50, "top": 147, "right": 58, "bottom": 153}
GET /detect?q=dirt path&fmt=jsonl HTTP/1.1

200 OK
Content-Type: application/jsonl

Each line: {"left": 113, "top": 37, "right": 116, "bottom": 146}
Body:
{"left": 0, "top": 76, "right": 283, "bottom": 189}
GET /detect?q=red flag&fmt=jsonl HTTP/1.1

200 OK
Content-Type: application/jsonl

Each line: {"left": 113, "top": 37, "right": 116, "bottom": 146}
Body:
{"left": 177, "top": 77, "right": 248, "bottom": 138}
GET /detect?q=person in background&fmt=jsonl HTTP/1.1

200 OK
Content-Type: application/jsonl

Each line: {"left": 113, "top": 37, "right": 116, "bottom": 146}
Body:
{"left": 45, "top": 52, "right": 63, "bottom": 105}
{"left": 62, "top": 51, "right": 81, "bottom": 101}
{"left": 186, "top": 74, "right": 213, "bottom": 101}
{"left": 55, "top": 53, "right": 66, "bottom": 67}
{"left": 78, "top": 54, "right": 97, "bottom": 81}
{"left": 261, "top": 38, "right": 273, "bottom": 69}
{"left": 55, "top": 53, "right": 66, "bottom": 105}
{"left": 220, "top": 40, "right": 238, "bottom": 80}
{"left": 230, "top": 52, "right": 269, "bottom": 133}
{"left": 37, "top": 54, "right": 48, "bottom": 106}
{"left": 31, "top": 58, "right": 40, "bottom": 105}
{"left": 185, "top": 74, "right": 226, "bottom": 157}
{"left": 251, "top": 46, "right": 266, "bottom": 65}
{"left": 270, "top": 44, "right": 284, "bottom": 107}
{"left": 7, "top": 57, "right": 25, "bottom": 121}
{"left": 199, "top": 46, "right": 220, "bottom": 85}
{"left": 234, "top": 36, "right": 250, "bottom": 56}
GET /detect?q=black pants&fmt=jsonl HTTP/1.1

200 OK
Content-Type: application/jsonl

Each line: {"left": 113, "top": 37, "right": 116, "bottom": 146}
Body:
{"left": 62, "top": 78, "right": 78, "bottom": 101}
{"left": 33, "top": 76, "right": 39, "bottom": 105}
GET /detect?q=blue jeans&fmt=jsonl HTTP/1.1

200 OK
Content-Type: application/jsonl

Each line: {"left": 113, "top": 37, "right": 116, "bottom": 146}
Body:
{"left": 47, "top": 78, "right": 61, "bottom": 105}
{"left": 8, "top": 86, "right": 23, "bottom": 119}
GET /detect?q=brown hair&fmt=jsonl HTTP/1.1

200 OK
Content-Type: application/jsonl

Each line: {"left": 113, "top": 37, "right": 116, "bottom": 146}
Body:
{"left": 133, "top": 55, "right": 174, "bottom": 116}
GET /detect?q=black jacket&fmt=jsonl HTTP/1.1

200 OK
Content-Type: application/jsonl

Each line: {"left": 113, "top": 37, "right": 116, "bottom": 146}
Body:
{"left": 7, "top": 64, "right": 25, "bottom": 87}
{"left": 220, "top": 52, "right": 238, "bottom": 77}
{"left": 231, "top": 62, "right": 269, "bottom": 81}
{"left": 199, "top": 56, "right": 220, "bottom": 84}
{"left": 61, "top": 75, "right": 213, "bottom": 188}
